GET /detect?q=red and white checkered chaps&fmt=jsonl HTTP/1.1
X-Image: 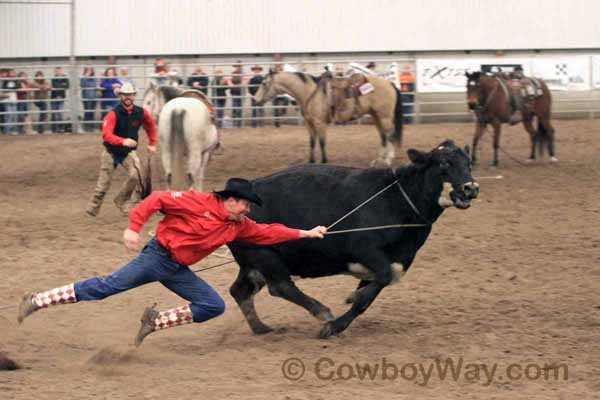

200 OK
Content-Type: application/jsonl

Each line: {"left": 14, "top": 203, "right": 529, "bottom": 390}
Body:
{"left": 33, "top": 283, "right": 77, "bottom": 308}
{"left": 154, "top": 305, "right": 194, "bottom": 330}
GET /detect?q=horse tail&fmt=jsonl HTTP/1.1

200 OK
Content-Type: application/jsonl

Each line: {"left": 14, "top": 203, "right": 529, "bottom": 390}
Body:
{"left": 391, "top": 84, "right": 404, "bottom": 146}
{"left": 170, "top": 107, "right": 187, "bottom": 190}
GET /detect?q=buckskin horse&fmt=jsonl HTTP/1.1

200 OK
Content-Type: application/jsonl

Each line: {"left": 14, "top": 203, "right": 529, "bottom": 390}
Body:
{"left": 254, "top": 70, "right": 403, "bottom": 166}
{"left": 465, "top": 71, "right": 556, "bottom": 166}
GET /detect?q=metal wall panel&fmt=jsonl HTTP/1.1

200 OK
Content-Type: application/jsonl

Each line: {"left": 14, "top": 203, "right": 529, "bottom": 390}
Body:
{"left": 2, "top": 0, "right": 599, "bottom": 58}
{"left": 75, "top": 0, "right": 600, "bottom": 56}
{"left": 0, "top": 2, "right": 70, "bottom": 58}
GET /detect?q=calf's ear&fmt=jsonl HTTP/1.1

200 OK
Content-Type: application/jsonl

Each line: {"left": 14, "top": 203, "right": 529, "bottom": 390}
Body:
{"left": 464, "top": 145, "right": 471, "bottom": 157}
{"left": 407, "top": 149, "right": 429, "bottom": 165}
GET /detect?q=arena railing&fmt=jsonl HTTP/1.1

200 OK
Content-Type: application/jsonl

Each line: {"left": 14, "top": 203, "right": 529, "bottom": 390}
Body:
{"left": 1, "top": 59, "right": 598, "bottom": 135}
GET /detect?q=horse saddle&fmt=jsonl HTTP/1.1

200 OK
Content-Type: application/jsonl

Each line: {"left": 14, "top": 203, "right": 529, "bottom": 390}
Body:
{"left": 180, "top": 89, "right": 216, "bottom": 124}
{"left": 338, "top": 73, "right": 375, "bottom": 98}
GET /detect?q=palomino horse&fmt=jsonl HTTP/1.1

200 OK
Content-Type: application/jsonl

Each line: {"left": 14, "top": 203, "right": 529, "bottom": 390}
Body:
{"left": 465, "top": 71, "right": 556, "bottom": 166}
{"left": 254, "top": 70, "right": 403, "bottom": 165}
{"left": 157, "top": 97, "right": 219, "bottom": 191}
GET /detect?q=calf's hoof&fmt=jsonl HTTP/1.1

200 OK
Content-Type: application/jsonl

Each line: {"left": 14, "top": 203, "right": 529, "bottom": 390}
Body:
{"left": 319, "top": 322, "right": 338, "bottom": 339}
{"left": 316, "top": 310, "right": 335, "bottom": 322}
{"left": 252, "top": 325, "right": 275, "bottom": 335}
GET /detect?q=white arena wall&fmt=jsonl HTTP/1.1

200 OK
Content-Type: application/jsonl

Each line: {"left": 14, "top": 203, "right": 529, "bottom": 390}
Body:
{"left": 1, "top": 0, "right": 599, "bottom": 58}
{"left": 1, "top": 0, "right": 599, "bottom": 131}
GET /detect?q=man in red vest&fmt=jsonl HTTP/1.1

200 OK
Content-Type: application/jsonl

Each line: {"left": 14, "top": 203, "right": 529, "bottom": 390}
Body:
{"left": 85, "top": 82, "right": 157, "bottom": 217}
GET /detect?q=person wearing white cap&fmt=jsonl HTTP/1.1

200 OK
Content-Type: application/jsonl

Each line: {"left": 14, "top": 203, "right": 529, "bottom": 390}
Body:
{"left": 85, "top": 82, "right": 158, "bottom": 217}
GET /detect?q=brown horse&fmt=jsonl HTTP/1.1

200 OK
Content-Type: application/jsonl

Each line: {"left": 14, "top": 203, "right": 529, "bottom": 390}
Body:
{"left": 465, "top": 71, "right": 556, "bottom": 166}
{"left": 254, "top": 70, "right": 403, "bottom": 165}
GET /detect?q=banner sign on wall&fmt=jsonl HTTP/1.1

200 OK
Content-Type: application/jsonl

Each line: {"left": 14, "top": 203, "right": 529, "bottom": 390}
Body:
{"left": 591, "top": 56, "right": 600, "bottom": 88}
{"left": 416, "top": 58, "right": 530, "bottom": 93}
{"left": 416, "top": 59, "right": 477, "bottom": 93}
{"left": 417, "top": 57, "right": 591, "bottom": 93}
{"left": 531, "top": 58, "right": 590, "bottom": 91}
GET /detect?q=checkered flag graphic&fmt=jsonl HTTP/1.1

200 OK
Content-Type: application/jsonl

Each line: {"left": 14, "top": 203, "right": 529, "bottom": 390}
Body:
{"left": 555, "top": 63, "right": 568, "bottom": 76}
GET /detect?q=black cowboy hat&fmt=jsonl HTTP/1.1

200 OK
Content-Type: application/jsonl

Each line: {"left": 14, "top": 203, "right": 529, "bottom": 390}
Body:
{"left": 214, "top": 178, "right": 263, "bottom": 207}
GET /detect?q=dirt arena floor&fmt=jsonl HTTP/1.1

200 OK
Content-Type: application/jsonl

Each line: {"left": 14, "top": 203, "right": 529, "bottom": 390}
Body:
{"left": 1, "top": 120, "right": 599, "bottom": 399}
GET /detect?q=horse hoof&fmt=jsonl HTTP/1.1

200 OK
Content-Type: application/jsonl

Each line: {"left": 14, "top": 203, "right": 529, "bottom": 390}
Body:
{"left": 345, "top": 291, "right": 357, "bottom": 304}
{"left": 550, "top": 157, "right": 558, "bottom": 163}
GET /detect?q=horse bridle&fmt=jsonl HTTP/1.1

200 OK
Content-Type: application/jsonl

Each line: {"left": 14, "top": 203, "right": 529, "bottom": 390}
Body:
{"left": 472, "top": 75, "right": 514, "bottom": 115}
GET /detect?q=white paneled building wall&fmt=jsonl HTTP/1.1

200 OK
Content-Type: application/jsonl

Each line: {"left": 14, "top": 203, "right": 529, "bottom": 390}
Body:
{"left": 1, "top": 0, "right": 600, "bottom": 58}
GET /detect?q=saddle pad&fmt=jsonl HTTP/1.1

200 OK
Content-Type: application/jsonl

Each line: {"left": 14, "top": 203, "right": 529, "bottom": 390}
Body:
{"left": 358, "top": 83, "right": 374, "bottom": 95}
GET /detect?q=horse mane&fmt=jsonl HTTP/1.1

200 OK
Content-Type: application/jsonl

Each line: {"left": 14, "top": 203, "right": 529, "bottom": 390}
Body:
{"left": 159, "top": 85, "right": 184, "bottom": 100}
{"left": 293, "top": 72, "right": 321, "bottom": 85}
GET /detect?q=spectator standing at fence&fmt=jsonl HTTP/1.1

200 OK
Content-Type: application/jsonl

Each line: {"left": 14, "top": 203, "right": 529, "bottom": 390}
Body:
{"left": 100, "top": 67, "right": 121, "bottom": 119}
{"left": 50, "top": 66, "right": 69, "bottom": 134}
{"left": 31, "top": 71, "right": 50, "bottom": 134}
{"left": 187, "top": 67, "right": 209, "bottom": 95}
{"left": 85, "top": 82, "right": 157, "bottom": 217}
{"left": 150, "top": 58, "right": 169, "bottom": 86}
{"left": 80, "top": 67, "right": 98, "bottom": 132}
{"left": 229, "top": 62, "right": 244, "bottom": 128}
{"left": 16, "top": 71, "right": 31, "bottom": 134}
{"left": 3, "top": 69, "right": 19, "bottom": 135}
{"left": 212, "top": 69, "right": 228, "bottom": 128}
{"left": 399, "top": 64, "right": 416, "bottom": 124}
{"left": 0, "top": 69, "right": 7, "bottom": 132}
{"left": 248, "top": 65, "right": 264, "bottom": 128}
{"left": 119, "top": 67, "right": 133, "bottom": 86}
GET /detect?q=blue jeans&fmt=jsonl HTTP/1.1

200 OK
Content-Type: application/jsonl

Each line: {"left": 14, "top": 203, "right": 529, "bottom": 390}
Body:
{"left": 3, "top": 102, "right": 17, "bottom": 134}
{"left": 74, "top": 238, "right": 225, "bottom": 322}
{"left": 34, "top": 101, "right": 47, "bottom": 133}
{"left": 51, "top": 99, "right": 65, "bottom": 132}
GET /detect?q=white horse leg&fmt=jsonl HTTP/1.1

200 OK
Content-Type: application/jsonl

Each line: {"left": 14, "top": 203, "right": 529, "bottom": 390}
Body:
{"left": 383, "top": 140, "right": 395, "bottom": 166}
{"left": 185, "top": 109, "right": 216, "bottom": 191}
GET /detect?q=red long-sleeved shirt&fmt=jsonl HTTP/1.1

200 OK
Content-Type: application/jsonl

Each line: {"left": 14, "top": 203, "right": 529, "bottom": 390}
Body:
{"left": 102, "top": 106, "right": 157, "bottom": 146}
{"left": 128, "top": 190, "right": 301, "bottom": 266}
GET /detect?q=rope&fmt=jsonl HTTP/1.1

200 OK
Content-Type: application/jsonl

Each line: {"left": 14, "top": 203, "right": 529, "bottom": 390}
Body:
{"left": 192, "top": 259, "right": 236, "bottom": 273}
{"left": 326, "top": 179, "right": 400, "bottom": 230}
{"left": 325, "top": 224, "right": 427, "bottom": 235}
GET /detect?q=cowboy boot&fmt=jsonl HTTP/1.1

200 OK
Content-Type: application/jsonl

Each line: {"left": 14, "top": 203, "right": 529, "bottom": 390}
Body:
{"left": 134, "top": 304, "right": 194, "bottom": 347}
{"left": 86, "top": 191, "right": 106, "bottom": 217}
{"left": 18, "top": 284, "right": 77, "bottom": 324}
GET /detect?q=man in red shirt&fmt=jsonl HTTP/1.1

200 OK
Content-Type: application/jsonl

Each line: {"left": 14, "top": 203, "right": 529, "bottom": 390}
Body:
{"left": 85, "top": 82, "right": 157, "bottom": 217}
{"left": 18, "top": 178, "right": 327, "bottom": 346}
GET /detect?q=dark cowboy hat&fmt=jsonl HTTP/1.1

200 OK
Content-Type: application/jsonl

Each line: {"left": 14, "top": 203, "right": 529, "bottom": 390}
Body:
{"left": 251, "top": 65, "right": 263, "bottom": 71}
{"left": 214, "top": 178, "right": 263, "bottom": 207}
